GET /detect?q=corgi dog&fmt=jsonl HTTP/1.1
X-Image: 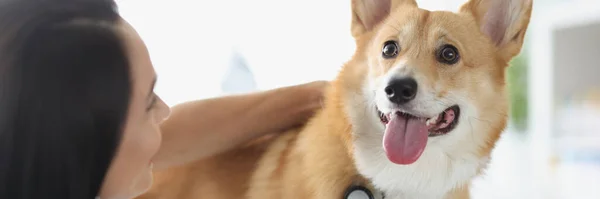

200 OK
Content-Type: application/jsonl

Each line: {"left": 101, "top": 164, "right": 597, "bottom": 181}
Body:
{"left": 137, "top": 0, "right": 532, "bottom": 198}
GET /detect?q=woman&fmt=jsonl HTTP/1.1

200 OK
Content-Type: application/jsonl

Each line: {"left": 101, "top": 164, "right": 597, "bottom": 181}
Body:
{"left": 0, "top": 0, "right": 326, "bottom": 198}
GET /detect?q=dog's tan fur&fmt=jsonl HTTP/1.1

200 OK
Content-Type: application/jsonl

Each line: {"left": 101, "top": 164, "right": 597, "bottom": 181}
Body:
{"left": 137, "top": 0, "right": 532, "bottom": 198}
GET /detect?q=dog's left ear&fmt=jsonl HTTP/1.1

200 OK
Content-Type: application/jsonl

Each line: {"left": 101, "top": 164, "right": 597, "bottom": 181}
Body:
{"left": 460, "top": 0, "right": 533, "bottom": 62}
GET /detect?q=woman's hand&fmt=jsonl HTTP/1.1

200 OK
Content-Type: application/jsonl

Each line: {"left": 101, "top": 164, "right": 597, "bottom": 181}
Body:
{"left": 153, "top": 81, "right": 329, "bottom": 170}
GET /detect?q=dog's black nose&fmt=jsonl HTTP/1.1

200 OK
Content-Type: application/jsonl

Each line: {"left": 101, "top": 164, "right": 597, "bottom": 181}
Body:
{"left": 384, "top": 78, "right": 418, "bottom": 104}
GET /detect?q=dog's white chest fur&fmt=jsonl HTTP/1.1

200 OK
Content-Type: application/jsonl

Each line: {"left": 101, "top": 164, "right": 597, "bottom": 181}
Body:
{"left": 352, "top": 131, "right": 484, "bottom": 199}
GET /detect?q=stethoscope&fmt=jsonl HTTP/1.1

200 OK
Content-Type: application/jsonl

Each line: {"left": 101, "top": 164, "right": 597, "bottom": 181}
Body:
{"left": 343, "top": 185, "right": 385, "bottom": 199}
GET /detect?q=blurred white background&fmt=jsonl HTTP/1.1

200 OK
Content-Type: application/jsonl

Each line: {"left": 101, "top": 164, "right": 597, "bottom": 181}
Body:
{"left": 116, "top": 0, "right": 600, "bottom": 198}
{"left": 117, "top": 0, "right": 356, "bottom": 106}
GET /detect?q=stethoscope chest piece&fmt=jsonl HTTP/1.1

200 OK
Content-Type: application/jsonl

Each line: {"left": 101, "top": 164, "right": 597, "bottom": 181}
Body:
{"left": 343, "top": 185, "right": 375, "bottom": 199}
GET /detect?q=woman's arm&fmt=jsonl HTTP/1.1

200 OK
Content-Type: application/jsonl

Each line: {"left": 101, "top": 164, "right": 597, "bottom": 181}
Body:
{"left": 152, "top": 81, "right": 328, "bottom": 169}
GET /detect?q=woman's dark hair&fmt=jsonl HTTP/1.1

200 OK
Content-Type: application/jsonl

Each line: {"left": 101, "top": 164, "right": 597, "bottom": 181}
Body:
{"left": 0, "top": 0, "right": 132, "bottom": 198}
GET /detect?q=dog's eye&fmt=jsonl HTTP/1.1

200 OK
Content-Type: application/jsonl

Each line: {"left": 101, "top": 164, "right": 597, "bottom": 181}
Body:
{"left": 436, "top": 45, "right": 460, "bottom": 65}
{"left": 382, "top": 40, "right": 399, "bottom": 59}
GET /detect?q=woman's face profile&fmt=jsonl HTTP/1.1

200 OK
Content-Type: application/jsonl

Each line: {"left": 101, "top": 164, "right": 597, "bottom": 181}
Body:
{"left": 98, "top": 19, "right": 170, "bottom": 199}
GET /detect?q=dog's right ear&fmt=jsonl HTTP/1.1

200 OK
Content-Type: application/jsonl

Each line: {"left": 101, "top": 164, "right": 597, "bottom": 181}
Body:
{"left": 351, "top": 0, "right": 417, "bottom": 38}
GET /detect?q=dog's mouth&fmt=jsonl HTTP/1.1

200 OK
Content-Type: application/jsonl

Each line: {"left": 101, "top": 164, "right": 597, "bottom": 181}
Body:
{"left": 376, "top": 105, "right": 460, "bottom": 165}
{"left": 377, "top": 105, "right": 460, "bottom": 137}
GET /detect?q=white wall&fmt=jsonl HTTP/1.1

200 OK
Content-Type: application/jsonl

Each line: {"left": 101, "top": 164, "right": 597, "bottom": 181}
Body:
{"left": 116, "top": 0, "right": 355, "bottom": 106}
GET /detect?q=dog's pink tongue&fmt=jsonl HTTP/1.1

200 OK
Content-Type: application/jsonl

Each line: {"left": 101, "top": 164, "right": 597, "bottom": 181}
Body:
{"left": 383, "top": 113, "right": 429, "bottom": 165}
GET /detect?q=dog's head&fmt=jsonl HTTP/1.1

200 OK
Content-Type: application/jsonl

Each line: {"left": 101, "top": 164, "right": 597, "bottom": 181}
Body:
{"left": 338, "top": 0, "right": 532, "bottom": 196}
